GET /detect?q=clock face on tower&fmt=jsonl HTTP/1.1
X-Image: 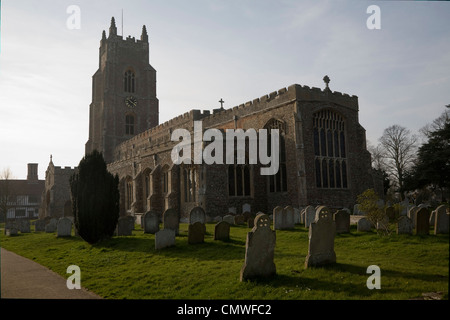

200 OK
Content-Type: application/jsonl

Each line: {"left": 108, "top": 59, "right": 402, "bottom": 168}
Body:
{"left": 125, "top": 96, "right": 137, "bottom": 108}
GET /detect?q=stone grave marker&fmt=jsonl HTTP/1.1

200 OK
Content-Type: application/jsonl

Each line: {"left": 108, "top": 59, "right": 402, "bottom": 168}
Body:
{"left": 234, "top": 214, "right": 245, "bottom": 225}
{"left": 214, "top": 221, "right": 230, "bottom": 241}
{"left": 429, "top": 210, "right": 436, "bottom": 227}
{"left": 415, "top": 207, "right": 430, "bottom": 235}
{"left": 284, "top": 206, "right": 295, "bottom": 229}
{"left": 408, "top": 206, "right": 419, "bottom": 228}
{"left": 397, "top": 216, "right": 413, "bottom": 235}
{"left": 17, "top": 219, "right": 31, "bottom": 233}
{"left": 35, "top": 219, "right": 46, "bottom": 232}
{"left": 188, "top": 221, "right": 206, "bottom": 244}
{"left": 45, "top": 218, "right": 57, "bottom": 233}
{"left": 57, "top": 217, "right": 72, "bottom": 237}
{"left": 5, "top": 221, "right": 18, "bottom": 236}
{"left": 272, "top": 206, "right": 284, "bottom": 230}
{"left": 304, "top": 206, "right": 315, "bottom": 228}
{"left": 155, "top": 229, "right": 176, "bottom": 250}
{"left": 385, "top": 206, "right": 396, "bottom": 222}
{"left": 163, "top": 208, "right": 179, "bottom": 235}
{"left": 305, "top": 206, "right": 336, "bottom": 268}
{"left": 334, "top": 210, "right": 350, "bottom": 233}
{"left": 189, "top": 206, "right": 206, "bottom": 225}
{"left": 357, "top": 217, "right": 371, "bottom": 232}
{"left": 242, "top": 203, "right": 251, "bottom": 214}
{"left": 143, "top": 210, "right": 160, "bottom": 234}
{"left": 434, "top": 204, "right": 449, "bottom": 235}
{"left": 240, "top": 213, "right": 276, "bottom": 281}
{"left": 117, "top": 215, "right": 134, "bottom": 236}
{"left": 294, "top": 208, "right": 301, "bottom": 225}
{"left": 223, "top": 214, "right": 235, "bottom": 225}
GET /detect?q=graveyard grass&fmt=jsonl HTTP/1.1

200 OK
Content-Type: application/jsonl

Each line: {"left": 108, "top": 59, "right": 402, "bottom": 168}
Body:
{"left": 0, "top": 222, "right": 448, "bottom": 300}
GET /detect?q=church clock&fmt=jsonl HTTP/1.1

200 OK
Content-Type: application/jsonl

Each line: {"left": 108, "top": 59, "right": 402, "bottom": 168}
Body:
{"left": 125, "top": 96, "right": 137, "bottom": 108}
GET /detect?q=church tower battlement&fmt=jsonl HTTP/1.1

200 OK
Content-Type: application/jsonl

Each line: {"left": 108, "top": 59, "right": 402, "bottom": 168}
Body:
{"left": 85, "top": 17, "right": 159, "bottom": 164}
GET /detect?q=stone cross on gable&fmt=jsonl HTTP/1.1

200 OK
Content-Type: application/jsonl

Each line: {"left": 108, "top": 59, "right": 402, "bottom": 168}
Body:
{"left": 323, "top": 75, "right": 330, "bottom": 90}
{"left": 219, "top": 98, "right": 225, "bottom": 109}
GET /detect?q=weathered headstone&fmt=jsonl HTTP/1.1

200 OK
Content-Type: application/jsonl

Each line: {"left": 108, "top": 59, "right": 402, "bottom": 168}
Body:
{"left": 434, "top": 204, "right": 449, "bottom": 235}
{"left": 415, "top": 207, "right": 430, "bottom": 235}
{"left": 214, "top": 221, "right": 230, "bottom": 241}
{"left": 17, "top": 219, "right": 31, "bottom": 233}
{"left": 242, "top": 203, "right": 251, "bottom": 214}
{"left": 155, "top": 229, "right": 176, "bottom": 250}
{"left": 234, "top": 214, "right": 245, "bottom": 225}
{"left": 272, "top": 206, "right": 284, "bottom": 230}
{"left": 223, "top": 214, "right": 235, "bottom": 225}
{"left": 305, "top": 206, "right": 336, "bottom": 268}
{"left": 385, "top": 206, "right": 396, "bottom": 222}
{"left": 57, "top": 217, "right": 72, "bottom": 237}
{"left": 273, "top": 206, "right": 295, "bottom": 230}
{"left": 45, "top": 218, "right": 57, "bottom": 233}
{"left": 188, "top": 222, "right": 206, "bottom": 244}
{"left": 143, "top": 210, "right": 160, "bottom": 234}
{"left": 163, "top": 208, "right": 179, "bottom": 235}
{"left": 357, "top": 217, "right": 371, "bottom": 232}
{"left": 397, "top": 216, "right": 413, "bottom": 235}
{"left": 117, "top": 215, "right": 134, "bottom": 236}
{"left": 334, "top": 210, "right": 350, "bottom": 234}
{"left": 300, "top": 209, "right": 306, "bottom": 225}
{"left": 5, "top": 221, "right": 18, "bottom": 236}
{"left": 408, "top": 206, "right": 419, "bottom": 228}
{"left": 294, "top": 208, "right": 301, "bottom": 225}
{"left": 228, "top": 207, "right": 236, "bottom": 215}
{"left": 240, "top": 213, "right": 276, "bottom": 281}
{"left": 35, "top": 219, "right": 46, "bottom": 232}
{"left": 304, "top": 205, "right": 315, "bottom": 228}
{"left": 429, "top": 210, "right": 436, "bottom": 227}
{"left": 189, "top": 206, "right": 206, "bottom": 225}
{"left": 284, "top": 206, "right": 295, "bottom": 229}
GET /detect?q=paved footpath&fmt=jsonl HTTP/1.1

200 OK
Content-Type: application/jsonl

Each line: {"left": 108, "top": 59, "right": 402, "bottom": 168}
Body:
{"left": 1, "top": 248, "right": 101, "bottom": 299}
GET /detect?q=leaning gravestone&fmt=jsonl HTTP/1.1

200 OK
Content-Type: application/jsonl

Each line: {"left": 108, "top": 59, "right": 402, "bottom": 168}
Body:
{"left": 415, "top": 207, "right": 430, "bottom": 235}
{"left": 143, "top": 210, "right": 160, "bottom": 234}
{"left": 357, "top": 217, "right": 371, "bottom": 232}
{"left": 35, "top": 219, "right": 46, "bottom": 232}
{"left": 214, "top": 221, "right": 230, "bottom": 241}
{"left": 434, "top": 204, "right": 449, "bottom": 235}
{"left": 117, "top": 216, "right": 134, "bottom": 236}
{"left": 45, "top": 218, "right": 57, "bottom": 233}
{"left": 304, "top": 206, "right": 316, "bottom": 228}
{"left": 223, "top": 214, "right": 235, "bottom": 225}
{"left": 188, "top": 221, "right": 206, "bottom": 244}
{"left": 334, "top": 210, "right": 350, "bottom": 234}
{"left": 57, "top": 217, "right": 72, "bottom": 237}
{"left": 397, "top": 216, "right": 413, "bottom": 235}
{"left": 305, "top": 206, "right": 336, "bottom": 268}
{"left": 189, "top": 206, "right": 206, "bottom": 225}
{"left": 240, "top": 213, "right": 276, "bottom": 282}
{"left": 163, "top": 208, "right": 179, "bottom": 235}
{"left": 155, "top": 229, "right": 176, "bottom": 250}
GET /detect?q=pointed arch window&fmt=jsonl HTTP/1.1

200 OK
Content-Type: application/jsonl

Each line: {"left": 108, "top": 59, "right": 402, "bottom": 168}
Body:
{"left": 124, "top": 70, "right": 135, "bottom": 93}
{"left": 265, "top": 119, "right": 287, "bottom": 193}
{"left": 313, "top": 110, "right": 348, "bottom": 189}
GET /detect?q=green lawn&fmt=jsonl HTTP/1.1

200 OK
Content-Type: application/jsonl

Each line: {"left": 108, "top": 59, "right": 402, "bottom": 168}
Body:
{"left": 0, "top": 222, "right": 448, "bottom": 300}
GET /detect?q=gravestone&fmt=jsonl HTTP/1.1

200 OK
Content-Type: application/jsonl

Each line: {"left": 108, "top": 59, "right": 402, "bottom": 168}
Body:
{"left": 5, "top": 221, "right": 18, "bottom": 236}
{"left": 45, "top": 218, "right": 57, "bottom": 233}
{"left": 163, "top": 208, "right": 179, "bottom": 235}
{"left": 189, "top": 206, "right": 206, "bottom": 225}
{"left": 223, "top": 214, "right": 235, "bottom": 225}
{"left": 304, "top": 206, "right": 316, "bottom": 228}
{"left": 240, "top": 213, "right": 276, "bottom": 282}
{"left": 242, "top": 203, "right": 251, "bottom": 214}
{"left": 155, "top": 229, "right": 176, "bottom": 250}
{"left": 214, "top": 221, "right": 230, "bottom": 241}
{"left": 408, "top": 206, "right": 419, "bottom": 228}
{"left": 57, "top": 217, "right": 72, "bottom": 237}
{"left": 357, "top": 217, "right": 371, "bottom": 232}
{"left": 301, "top": 209, "right": 306, "bottom": 225}
{"left": 143, "top": 210, "right": 160, "bottom": 234}
{"left": 294, "top": 208, "right": 301, "bottom": 225}
{"left": 305, "top": 206, "right": 336, "bottom": 268}
{"left": 234, "top": 214, "right": 245, "bottom": 225}
{"left": 434, "top": 204, "right": 449, "bottom": 235}
{"left": 397, "top": 216, "right": 413, "bottom": 235}
{"left": 273, "top": 206, "right": 295, "bottom": 230}
{"left": 385, "top": 206, "right": 396, "bottom": 222}
{"left": 272, "top": 206, "right": 284, "bottom": 230}
{"left": 429, "top": 210, "right": 436, "bottom": 227}
{"left": 188, "top": 222, "right": 206, "bottom": 244}
{"left": 35, "top": 219, "right": 46, "bottom": 232}
{"left": 415, "top": 207, "right": 430, "bottom": 235}
{"left": 284, "top": 206, "right": 295, "bottom": 229}
{"left": 242, "top": 211, "right": 252, "bottom": 223}
{"left": 117, "top": 215, "right": 134, "bottom": 236}
{"left": 228, "top": 207, "right": 236, "bottom": 215}
{"left": 334, "top": 210, "right": 350, "bottom": 233}
{"left": 17, "top": 219, "right": 31, "bottom": 233}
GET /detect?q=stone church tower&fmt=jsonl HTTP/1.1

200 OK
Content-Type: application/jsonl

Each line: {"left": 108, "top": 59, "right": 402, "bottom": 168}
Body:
{"left": 85, "top": 17, "right": 159, "bottom": 163}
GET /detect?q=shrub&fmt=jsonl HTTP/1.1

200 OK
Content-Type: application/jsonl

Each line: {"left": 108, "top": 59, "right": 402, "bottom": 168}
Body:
{"left": 70, "top": 150, "right": 120, "bottom": 244}
{"left": 357, "top": 189, "right": 391, "bottom": 235}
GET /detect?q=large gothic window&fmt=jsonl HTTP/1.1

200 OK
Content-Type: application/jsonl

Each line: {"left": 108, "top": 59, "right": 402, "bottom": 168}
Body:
{"left": 125, "top": 114, "right": 135, "bottom": 135}
{"left": 265, "top": 119, "right": 287, "bottom": 193}
{"left": 183, "top": 166, "right": 196, "bottom": 203}
{"left": 313, "top": 110, "right": 348, "bottom": 189}
{"left": 124, "top": 70, "right": 135, "bottom": 93}
{"left": 228, "top": 164, "right": 252, "bottom": 197}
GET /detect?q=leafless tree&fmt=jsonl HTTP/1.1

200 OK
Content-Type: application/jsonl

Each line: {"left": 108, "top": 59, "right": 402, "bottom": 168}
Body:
{"left": 419, "top": 105, "right": 450, "bottom": 140}
{"left": 367, "top": 140, "right": 387, "bottom": 171}
{"left": 0, "top": 167, "right": 16, "bottom": 222}
{"left": 379, "top": 125, "right": 418, "bottom": 195}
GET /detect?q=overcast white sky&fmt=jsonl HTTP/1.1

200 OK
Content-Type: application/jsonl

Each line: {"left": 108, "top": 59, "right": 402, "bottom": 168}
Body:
{"left": 0, "top": 0, "right": 449, "bottom": 180}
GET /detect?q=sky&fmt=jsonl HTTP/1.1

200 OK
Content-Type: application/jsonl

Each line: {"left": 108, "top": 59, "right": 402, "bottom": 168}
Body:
{"left": 0, "top": 0, "right": 449, "bottom": 180}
